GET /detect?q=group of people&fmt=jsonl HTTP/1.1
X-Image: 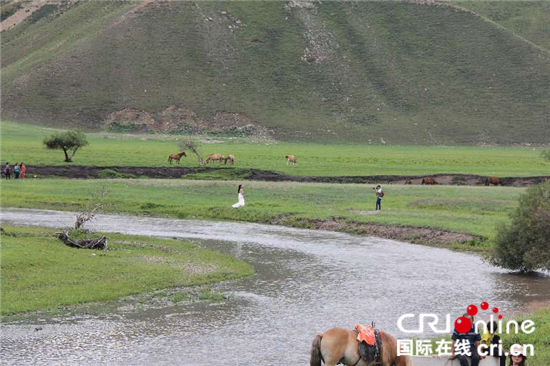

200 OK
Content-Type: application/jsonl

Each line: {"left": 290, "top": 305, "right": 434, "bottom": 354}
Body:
{"left": 2, "top": 162, "right": 26, "bottom": 180}
{"left": 451, "top": 314, "right": 527, "bottom": 366}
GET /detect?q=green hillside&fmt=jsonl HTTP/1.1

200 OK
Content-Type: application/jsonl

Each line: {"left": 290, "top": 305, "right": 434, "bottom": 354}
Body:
{"left": 459, "top": 1, "right": 550, "bottom": 51}
{"left": 1, "top": 1, "right": 549, "bottom": 144}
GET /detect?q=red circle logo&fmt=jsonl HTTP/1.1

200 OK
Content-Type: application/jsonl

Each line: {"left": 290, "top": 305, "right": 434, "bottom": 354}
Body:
{"left": 467, "top": 305, "right": 478, "bottom": 316}
{"left": 455, "top": 317, "right": 472, "bottom": 334}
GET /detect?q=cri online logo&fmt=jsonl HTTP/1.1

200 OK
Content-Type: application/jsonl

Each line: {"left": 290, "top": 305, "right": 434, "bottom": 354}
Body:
{"left": 397, "top": 301, "right": 535, "bottom": 335}
{"left": 455, "top": 301, "right": 501, "bottom": 333}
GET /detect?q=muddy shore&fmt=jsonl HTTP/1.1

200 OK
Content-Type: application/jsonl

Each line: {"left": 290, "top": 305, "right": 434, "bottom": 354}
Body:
{"left": 272, "top": 216, "right": 485, "bottom": 248}
{"left": 24, "top": 165, "right": 550, "bottom": 186}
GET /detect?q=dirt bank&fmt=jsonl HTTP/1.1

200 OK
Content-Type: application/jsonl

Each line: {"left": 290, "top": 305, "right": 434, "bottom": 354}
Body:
{"left": 272, "top": 216, "right": 485, "bottom": 248}
{"left": 24, "top": 165, "right": 550, "bottom": 187}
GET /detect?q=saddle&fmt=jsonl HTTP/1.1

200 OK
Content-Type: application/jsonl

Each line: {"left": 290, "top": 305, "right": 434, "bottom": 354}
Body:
{"left": 354, "top": 323, "right": 382, "bottom": 364}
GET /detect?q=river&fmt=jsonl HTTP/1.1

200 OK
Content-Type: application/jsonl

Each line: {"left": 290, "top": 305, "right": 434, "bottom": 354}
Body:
{"left": 1, "top": 208, "right": 549, "bottom": 365}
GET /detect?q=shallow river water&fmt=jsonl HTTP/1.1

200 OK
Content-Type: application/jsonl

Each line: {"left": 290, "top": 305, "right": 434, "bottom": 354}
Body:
{"left": 1, "top": 208, "right": 549, "bottom": 365}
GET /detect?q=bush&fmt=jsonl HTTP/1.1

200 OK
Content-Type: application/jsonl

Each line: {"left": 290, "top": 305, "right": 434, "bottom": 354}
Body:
{"left": 97, "top": 169, "right": 135, "bottom": 179}
{"left": 490, "top": 181, "right": 550, "bottom": 272}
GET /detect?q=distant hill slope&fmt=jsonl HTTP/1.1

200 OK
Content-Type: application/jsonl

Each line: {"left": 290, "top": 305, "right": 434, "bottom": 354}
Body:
{"left": 458, "top": 1, "right": 550, "bottom": 52}
{"left": 1, "top": 1, "right": 549, "bottom": 144}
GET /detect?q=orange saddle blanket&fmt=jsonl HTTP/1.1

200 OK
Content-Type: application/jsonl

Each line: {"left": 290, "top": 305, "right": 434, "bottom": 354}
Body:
{"left": 354, "top": 324, "right": 375, "bottom": 346}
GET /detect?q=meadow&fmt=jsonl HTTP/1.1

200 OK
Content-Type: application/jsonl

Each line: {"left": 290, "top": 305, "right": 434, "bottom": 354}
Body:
{"left": 1, "top": 121, "right": 548, "bottom": 177}
{"left": 0, "top": 178, "right": 525, "bottom": 248}
{"left": 0, "top": 225, "right": 252, "bottom": 316}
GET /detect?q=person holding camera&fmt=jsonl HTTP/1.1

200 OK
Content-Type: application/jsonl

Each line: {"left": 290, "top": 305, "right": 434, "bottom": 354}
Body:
{"left": 374, "top": 185, "right": 384, "bottom": 211}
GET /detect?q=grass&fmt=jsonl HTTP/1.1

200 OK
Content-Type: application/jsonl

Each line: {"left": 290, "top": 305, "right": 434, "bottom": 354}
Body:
{"left": 1, "top": 2, "right": 549, "bottom": 144}
{"left": 0, "top": 225, "right": 253, "bottom": 315}
{"left": 0, "top": 178, "right": 525, "bottom": 245}
{"left": 1, "top": 122, "right": 549, "bottom": 177}
{"left": 459, "top": 1, "right": 550, "bottom": 51}
{"left": 506, "top": 307, "right": 550, "bottom": 366}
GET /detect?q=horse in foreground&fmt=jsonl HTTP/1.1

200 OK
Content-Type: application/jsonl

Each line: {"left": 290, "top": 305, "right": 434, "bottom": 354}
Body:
{"left": 310, "top": 327, "right": 413, "bottom": 366}
{"left": 168, "top": 151, "right": 186, "bottom": 164}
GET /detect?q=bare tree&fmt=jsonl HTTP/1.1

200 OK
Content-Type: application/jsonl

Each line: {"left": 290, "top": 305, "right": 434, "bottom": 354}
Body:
{"left": 178, "top": 138, "right": 204, "bottom": 166}
{"left": 74, "top": 186, "right": 109, "bottom": 230}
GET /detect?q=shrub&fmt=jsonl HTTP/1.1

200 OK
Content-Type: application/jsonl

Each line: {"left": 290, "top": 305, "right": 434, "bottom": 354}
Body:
{"left": 97, "top": 169, "right": 135, "bottom": 179}
{"left": 490, "top": 181, "right": 550, "bottom": 272}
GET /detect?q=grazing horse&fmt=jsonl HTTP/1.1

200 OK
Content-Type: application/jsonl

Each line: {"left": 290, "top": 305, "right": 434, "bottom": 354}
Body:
{"left": 168, "top": 151, "right": 187, "bottom": 164}
{"left": 421, "top": 177, "right": 438, "bottom": 185}
{"left": 485, "top": 176, "right": 503, "bottom": 186}
{"left": 310, "top": 327, "right": 413, "bottom": 366}
{"left": 224, "top": 154, "right": 235, "bottom": 165}
{"left": 286, "top": 155, "right": 297, "bottom": 165}
{"left": 206, "top": 154, "right": 225, "bottom": 164}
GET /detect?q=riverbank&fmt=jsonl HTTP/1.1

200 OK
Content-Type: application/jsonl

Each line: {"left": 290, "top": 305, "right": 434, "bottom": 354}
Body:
{"left": 18, "top": 164, "right": 550, "bottom": 187}
{"left": 0, "top": 226, "right": 253, "bottom": 316}
{"left": 0, "top": 179, "right": 523, "bottom": 249}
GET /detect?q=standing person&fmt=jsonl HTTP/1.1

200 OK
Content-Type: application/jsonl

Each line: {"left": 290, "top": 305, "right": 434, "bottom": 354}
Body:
{"left": 374, "top": 185, "right": 384, "bottom": 211}
{"left": 450, "top": 313, "right": 481, "bottom": 366}
{"left": 13, "top": 163, "right": 21, "bottom": 179}
{"left": 20, "top": 163, "right": 26, "bottom": 179}
{"left": 232, "top": 184, "right": 245, "bottom": 208}
{"left": 3, "top": 162, "right": 11, "bottom": 180}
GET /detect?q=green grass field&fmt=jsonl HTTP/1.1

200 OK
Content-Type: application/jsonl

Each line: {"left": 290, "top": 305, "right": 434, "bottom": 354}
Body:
{"left": 1, "top": 122, "right": 548, "bottom": 177}
{"left": 0, "top": 178, "right": 524, "bottom": 245}
{"left": 0, "top": 225, "right": 252, "bottom": 315}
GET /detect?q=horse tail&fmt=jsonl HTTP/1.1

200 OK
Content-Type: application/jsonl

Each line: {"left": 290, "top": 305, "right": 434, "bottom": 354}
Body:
{"left": 310, "top": 334, "right": 323, "bottom": 366}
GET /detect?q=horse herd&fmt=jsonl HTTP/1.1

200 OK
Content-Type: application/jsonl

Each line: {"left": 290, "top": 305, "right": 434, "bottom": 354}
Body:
{"left": 167, "top": 152, "right": 298, "bottom": 166}
{"left": 168, "top": 152, "right": 505, "bottom": 187}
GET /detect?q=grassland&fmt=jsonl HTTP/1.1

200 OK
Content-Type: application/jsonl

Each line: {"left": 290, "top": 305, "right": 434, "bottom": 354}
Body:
{"left": 2, "top": 122, "right": 548, "bottom": 177}
{"left": 0, "top": 178, "right": 525, "bottom": 248}
{"left": 1, "top": 1, "right": 549, "bottom": 144}
{"left": 0, "top": 225, "right": 252, "bottom": 315}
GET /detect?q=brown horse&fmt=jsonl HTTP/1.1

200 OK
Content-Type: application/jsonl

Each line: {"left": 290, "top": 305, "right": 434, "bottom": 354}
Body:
{"left": 286, "top": 155, "right": 297, "bottom": 165}
{"left": 310, "top": 327, "right": 413, "bottom": 366}
{"left": 421, "top": 177, "right": 438, "bottom": 185}
{"left": 224, "top": 154, "right": 235, "bottom": 165}
{"left": 168, "top": 151, "right": 187, "bottom": 164}
{"left": 206, "top": 154, "right": 225, "bottom": 164}
{"left": 485, "top": 176, "right": 503, "bottom": 186}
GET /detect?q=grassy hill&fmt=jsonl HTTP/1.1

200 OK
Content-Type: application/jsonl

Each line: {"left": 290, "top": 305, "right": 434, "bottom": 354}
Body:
{"left": 1, "top": 1, "right": 549, "bottom": 144}
{"left": 458, "top": 1, "right": 550, "bottom": 52}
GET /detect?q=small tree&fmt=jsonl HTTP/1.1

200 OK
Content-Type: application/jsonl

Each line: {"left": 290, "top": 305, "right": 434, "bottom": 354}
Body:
{"left": 490, "top": 181, "right": 550, "bottom": 272}
{"left": 44, "top": 130, "right": 88, "bottom": 162}
{"left": 177, "top": 138, "right": 204, "bottom": 165}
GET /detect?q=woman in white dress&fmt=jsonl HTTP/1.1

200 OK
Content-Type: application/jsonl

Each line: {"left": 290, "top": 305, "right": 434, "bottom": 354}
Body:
{"left": 232, "top": 184, "right": 245, "bottom": 208}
